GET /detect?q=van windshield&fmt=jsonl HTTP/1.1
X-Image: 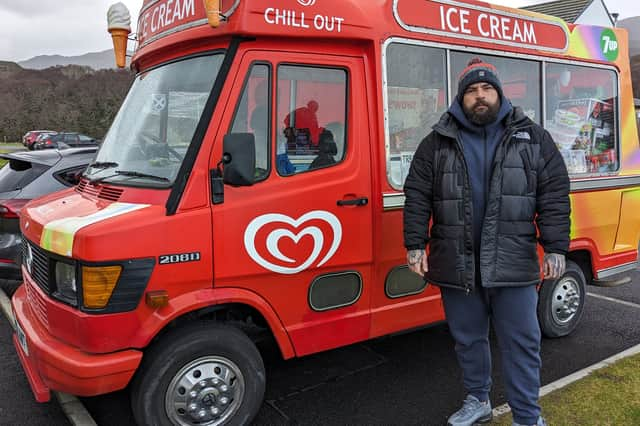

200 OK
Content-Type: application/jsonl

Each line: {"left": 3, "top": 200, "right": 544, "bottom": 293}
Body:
{"left": 86, "top": 53, "right": 224, "bottom": 187}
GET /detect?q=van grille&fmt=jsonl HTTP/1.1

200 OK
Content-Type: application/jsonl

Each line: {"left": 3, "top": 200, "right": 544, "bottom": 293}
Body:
{"left": 76, "top": 180, "right": 123, "bottom": 201}
{"left": 22, "top": 239, "right": 50, "bottom": 327}
{"left": 22, "top": 239, "right": 49, "bottom": 293}
{"left": 25, "top": 279, "right": 49, "bottom": 328}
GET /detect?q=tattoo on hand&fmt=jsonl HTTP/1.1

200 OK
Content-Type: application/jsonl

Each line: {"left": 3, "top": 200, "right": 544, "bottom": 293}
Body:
{"left": 408, "top": 249, "right": 424, "bottom": 265}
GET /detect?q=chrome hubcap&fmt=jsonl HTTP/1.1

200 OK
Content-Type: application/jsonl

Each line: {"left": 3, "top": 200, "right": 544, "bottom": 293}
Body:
{"left": 551, "top": 276, "right": 581, "bottom": 324}
{"left": 165, "top": 356, "right": 245, "bottom": 425}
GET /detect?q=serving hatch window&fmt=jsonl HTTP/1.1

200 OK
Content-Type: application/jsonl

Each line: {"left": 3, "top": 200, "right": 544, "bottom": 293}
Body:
{"left": 384, "top": 42, "right": 622, "bottom": 189}
{"left": 545, "top": 63, "right": 619, "bottom": 174}
{"left": 385, "top": 42, "right": 448, "bottom": 189}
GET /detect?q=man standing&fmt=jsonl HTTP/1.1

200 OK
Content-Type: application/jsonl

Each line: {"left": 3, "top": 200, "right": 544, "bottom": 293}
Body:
{"left": 403, "top": 58, "right": 570, "bottom": 426}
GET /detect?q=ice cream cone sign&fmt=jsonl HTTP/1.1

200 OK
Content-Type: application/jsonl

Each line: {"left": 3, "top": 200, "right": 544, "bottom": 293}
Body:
{"left": 204, "top": 0, "right": 221, "bottom": 28}
{"left": 107, "top": 2, "right": 131, "bottom": 68}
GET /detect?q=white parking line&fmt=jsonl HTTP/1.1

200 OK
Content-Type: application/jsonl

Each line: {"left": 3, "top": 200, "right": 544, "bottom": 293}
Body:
{"left": 587, "top": 292, "right": 640, "bottom": 309}
{"left": 0, "top": 288, "right": 97, "bottom": 426}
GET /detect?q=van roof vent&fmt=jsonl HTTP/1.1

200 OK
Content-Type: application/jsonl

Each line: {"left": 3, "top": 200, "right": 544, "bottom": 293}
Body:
{"left": 76, "top": 179, "right": 123, "bottom": 202}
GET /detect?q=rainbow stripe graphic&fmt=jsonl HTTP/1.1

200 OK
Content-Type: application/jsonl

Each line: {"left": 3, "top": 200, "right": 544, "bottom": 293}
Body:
{"left": 567, "top": 25, "right": 608, "bottom": 61}
{"left": 40, "top": 203, "right": 150, "bottom": 256}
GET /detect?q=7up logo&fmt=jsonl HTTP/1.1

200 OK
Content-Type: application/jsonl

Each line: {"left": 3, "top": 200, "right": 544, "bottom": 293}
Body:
{"left": 601, "top": 29, "right": 618, "bottom": 61}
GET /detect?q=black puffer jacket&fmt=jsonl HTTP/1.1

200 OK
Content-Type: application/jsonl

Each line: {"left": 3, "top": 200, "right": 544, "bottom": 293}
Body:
{"left": 403, "top": 107, "right": 570, "bottom": 291}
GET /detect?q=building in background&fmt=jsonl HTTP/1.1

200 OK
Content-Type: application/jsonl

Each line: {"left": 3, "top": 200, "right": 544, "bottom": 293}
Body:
{"left": 523, "top": 0, "right": 616, "bottom": 27}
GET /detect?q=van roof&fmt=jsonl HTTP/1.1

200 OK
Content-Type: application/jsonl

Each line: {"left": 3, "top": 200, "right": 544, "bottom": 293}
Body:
{"left": 132, "top": 0, "right": 627, "bottom": 70}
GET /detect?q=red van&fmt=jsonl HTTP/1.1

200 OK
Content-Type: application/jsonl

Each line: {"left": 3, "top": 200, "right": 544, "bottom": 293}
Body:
{"left": 11, "top": 1, "right": 640, "bottom": 425}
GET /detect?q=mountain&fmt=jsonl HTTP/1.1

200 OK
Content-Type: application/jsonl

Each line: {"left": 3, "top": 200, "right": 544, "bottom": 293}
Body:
{"left": 18, "top": 49, "right": 131, "bottom": 71}
{"left": 618, "top": 17, "right": 640, "bottom": 58}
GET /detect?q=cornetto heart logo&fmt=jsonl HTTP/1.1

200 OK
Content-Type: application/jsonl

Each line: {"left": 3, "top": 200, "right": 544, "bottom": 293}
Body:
{"left": 244, "top": 211, "right": 342, "bottom": 274}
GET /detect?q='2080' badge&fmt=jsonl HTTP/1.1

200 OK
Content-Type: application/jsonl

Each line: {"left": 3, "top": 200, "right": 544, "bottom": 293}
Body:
{"left": 158, "top": 252, "right": 201, "bottom": 264}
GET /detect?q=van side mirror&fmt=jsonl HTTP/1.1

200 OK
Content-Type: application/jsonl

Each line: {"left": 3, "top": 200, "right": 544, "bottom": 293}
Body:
{"left": 222, "top": 133, "right": 256, "bottom": 186}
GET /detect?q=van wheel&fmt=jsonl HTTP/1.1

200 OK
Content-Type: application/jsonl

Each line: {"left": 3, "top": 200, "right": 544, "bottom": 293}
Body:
{"left": 537, "top": 260, "right": 586, "bottom": 338}
{"left": 131, "top": 322, "right": 265, "bottom": 426}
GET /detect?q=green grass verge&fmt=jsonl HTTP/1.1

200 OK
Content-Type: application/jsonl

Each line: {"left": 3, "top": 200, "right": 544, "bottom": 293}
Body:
{"left": 0, "top": 143, "right": 23, "bottom": 167}
{"left": 491, "top": 353, "right": 640, "bottom": 425}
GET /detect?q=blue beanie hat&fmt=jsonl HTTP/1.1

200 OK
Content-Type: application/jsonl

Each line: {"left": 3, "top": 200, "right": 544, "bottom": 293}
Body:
{"left": 457, "top": 58, "right": 503, "bottom": 101}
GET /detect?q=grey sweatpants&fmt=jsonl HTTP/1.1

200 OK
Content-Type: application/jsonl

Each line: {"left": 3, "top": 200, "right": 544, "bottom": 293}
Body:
{"left": 440, "top": 285, "right": 541, "bottom": 425}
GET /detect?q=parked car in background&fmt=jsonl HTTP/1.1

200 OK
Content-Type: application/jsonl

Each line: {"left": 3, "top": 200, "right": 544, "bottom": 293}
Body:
{"left": 31, "top": 131, "right": 59, "bottom": 150}
{"left": 22, "top": 130, "right": 57, "bottom": 150}
{"left": 34, "top": 132, "right": 99, "bottom": 150}
{"left": 0, "top": 147, "right": 98, "bottom": 279}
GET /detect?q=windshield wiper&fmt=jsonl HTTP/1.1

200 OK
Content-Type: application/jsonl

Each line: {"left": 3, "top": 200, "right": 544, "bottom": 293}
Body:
{"left": 113, "top": 170, "right": 170, "bottom": 182}
{"left": 88, "top": 170, "right": 170, "bottom": 185}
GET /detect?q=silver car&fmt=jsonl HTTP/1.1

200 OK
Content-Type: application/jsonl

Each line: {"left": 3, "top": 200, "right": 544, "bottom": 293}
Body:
{"left": 0, "top": 147, "right": 97, "bottom": 282}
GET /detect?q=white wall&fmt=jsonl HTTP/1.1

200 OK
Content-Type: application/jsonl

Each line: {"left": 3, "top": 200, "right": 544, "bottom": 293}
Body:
{"left": 576, "top": 0, "right": 614, "bottom": 26}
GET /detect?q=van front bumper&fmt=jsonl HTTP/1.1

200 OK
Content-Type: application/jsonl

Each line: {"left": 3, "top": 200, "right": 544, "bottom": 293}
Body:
{"left": 11, "top": 284, "right": 142, "bottom": 402}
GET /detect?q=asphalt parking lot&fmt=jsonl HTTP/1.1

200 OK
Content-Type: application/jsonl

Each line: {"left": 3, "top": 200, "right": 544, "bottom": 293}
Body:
{"left": 2, "top": 268, "right": 640, "bottom": 425}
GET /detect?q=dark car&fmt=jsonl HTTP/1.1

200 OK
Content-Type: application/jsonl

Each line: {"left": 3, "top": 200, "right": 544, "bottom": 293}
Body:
{"left": 22, "top": 130, "right": 57, "bottom": 150}
{"left": 35, "top": 132, "right": 98, "bottom": 150}
{"left": 0, "top": 147, "right": 98, "bottom": 279}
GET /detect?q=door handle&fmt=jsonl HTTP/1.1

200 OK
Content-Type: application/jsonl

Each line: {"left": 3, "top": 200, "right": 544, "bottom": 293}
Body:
{"left": 337, "top": 197, "right": 368, "bottom": 206}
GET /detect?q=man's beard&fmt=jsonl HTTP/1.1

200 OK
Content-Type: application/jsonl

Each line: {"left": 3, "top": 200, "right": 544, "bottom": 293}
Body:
{"left": 464, "top": 100, "right": 500, "bottom": 125}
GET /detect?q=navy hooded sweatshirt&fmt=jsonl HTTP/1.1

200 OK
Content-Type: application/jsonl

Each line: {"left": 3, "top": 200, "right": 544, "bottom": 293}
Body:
{"left": 448, "top": 96, "right": 513, "bottom": 260}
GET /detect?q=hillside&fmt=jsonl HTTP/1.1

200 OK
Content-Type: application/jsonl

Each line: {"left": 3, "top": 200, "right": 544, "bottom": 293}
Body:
{"left": 0, "top": 64, "right": 134, "bottom": 141}
{"left": 18, "top": 49, "right": 132, "bottom": 71}
{"left": 0, "top": 61, "right": 23, "bottom": 76}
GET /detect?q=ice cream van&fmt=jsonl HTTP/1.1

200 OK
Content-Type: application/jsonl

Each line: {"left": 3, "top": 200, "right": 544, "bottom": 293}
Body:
{"left": 11, "top": 0, "right": 640, "bottom": 424}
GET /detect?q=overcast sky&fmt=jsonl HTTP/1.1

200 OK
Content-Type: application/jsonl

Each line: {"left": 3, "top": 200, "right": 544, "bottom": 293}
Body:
{"left": 0, "top": 0, "right": 638, "bottom": 62}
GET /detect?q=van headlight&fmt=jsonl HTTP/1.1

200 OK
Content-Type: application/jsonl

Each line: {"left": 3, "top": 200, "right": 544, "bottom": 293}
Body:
{"left": 54, "top": 261, "right": 77, "bottom": 303}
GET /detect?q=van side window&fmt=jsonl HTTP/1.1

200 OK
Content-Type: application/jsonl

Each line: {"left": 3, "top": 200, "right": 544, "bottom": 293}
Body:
{"left": 276, "top": 65, "right": 347, "bottom": 175}
{"left": 545, "top": 63, "right": 619, "bottom": 174}
{"left": 384, "top": 43, "right": 448, "bottom": 189}
{"left": 450, "top": 52, "right": 542, "bottom": 125}
{"left": 230, "top": 64, "right": 270, "bottom": 180}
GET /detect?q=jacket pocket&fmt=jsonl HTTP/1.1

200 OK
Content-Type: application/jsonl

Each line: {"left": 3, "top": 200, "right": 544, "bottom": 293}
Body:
{"left": 427, "top": 237, "right": 463, "bottom": 285}
{"left": 494, "top": 234, "right": 540, "bottom": 283}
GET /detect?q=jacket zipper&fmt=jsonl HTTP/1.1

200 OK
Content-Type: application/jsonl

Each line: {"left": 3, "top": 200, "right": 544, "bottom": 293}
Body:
{"left": 483, "top": 128, "right": 489, "bottom": 217}
{"left": 454, "top": 134, "right": 474, "bottom": 295}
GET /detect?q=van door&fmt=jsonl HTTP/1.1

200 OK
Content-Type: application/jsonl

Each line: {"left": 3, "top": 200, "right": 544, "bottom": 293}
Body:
{"left": 212, "top": 50, "right": 373, "bottom": 357}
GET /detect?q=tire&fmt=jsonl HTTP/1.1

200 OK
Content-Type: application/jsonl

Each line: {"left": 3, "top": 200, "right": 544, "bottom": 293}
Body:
{"left": 537, "top": 260, "right": 586, "bottom": 338}
{"left": 131, "top": 322, "right": 266, "bottom": 426}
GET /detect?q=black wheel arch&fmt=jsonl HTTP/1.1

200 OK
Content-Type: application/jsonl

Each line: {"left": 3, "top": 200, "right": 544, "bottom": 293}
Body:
{"left": 145, "top": 303, "right": 279, "bottom": 357}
